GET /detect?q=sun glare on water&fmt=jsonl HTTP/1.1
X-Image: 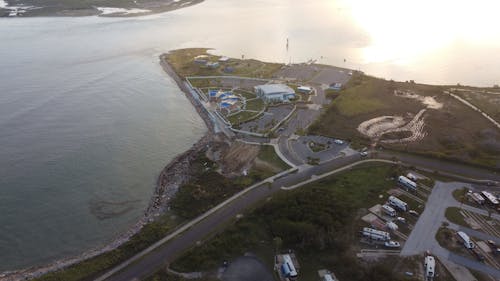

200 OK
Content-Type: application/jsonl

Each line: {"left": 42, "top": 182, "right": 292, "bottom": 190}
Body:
{"left": 339, "top": 0, "right": 500, "bottom": 64}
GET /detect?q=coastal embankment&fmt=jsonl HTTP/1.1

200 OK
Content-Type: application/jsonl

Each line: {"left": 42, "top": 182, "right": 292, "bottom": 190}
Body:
{"left": 0, "top": 54, "right": 214, "bottom": 281}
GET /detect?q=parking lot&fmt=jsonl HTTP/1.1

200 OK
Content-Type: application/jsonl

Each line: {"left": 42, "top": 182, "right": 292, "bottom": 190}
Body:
{"left": 289, "top": 135, "right": 350, "bottom": 163}
{"left": 239, "top": 104, "right": 294, "bottom": 133}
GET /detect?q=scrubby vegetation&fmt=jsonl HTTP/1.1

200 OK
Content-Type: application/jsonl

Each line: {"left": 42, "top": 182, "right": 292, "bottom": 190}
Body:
{"left": 171, "top": 164, "right": 418, "bottom": 280}
{"left": 171, "top": 145, "right": 289, "bottom": 220}
{"left": 165, "top": 49, "right": 282, "bottom": 79}
{"left": 34, "top": 214, "right": 178, "bottom": 281}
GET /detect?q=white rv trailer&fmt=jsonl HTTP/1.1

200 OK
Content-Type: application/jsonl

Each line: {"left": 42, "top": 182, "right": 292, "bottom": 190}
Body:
{"left": 362, "top": 227, "right": 391, "bottom": 241}
{"left": 481, "top": 191, "right": 499, "bottom": 206}
{"left": 398, "top": 176, "right": 417, "bottom": 192}
{"left": 469, "top": 192, "right": 485, "bottom": 205}
{"left": 388, "top": 196, "right": 408, "bottom": 212}
{"left": 424, "top": 255, "right": 435, "bottom": 279}
{"left": 457, "top": 231, "right": 475, "bottom": 249}
{"left": 382, "top": 204, "right": 397, "bottom": 217}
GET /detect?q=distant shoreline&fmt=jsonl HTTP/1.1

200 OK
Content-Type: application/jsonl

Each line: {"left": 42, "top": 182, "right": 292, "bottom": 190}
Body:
{"left": 0, "top": 0, "right": 203, "bottom": 18}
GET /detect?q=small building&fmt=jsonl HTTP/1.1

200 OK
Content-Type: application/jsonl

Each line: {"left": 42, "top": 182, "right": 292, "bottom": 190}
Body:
{"left": 219, "top": 56, "right": 230, "bottom": 63}
{"left": 297, "top": 85, "right": 312, "bottom": 94}
{"left": 254, "top": 84, "right": 296, "bottom": 102}
{"left": 206, "top": 61, "right": 220, "bottom": 69}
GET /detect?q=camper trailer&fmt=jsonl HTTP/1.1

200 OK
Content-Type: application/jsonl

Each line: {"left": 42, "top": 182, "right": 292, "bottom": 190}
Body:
{"left": 398, "top": 176, "right": 417, "bottom": 192}
{"left": 361, "top": 227, "right": 391, "bottom": 241}
{"left": 388, "top": 196, "right": 408, "bottom": 212}
{"left": 424, "top": 255, "right": 435, "bottom": 279}
{"left": 382, "top": 204, "right": 397, "bottom": 217}
{"left": 457, "top": 231, "right": 475, "bottom": 249}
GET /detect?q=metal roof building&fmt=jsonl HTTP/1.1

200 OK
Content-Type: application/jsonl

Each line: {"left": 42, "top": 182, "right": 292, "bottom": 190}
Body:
{"left": 254, "top": 84, "right": 295, "bottom": 102}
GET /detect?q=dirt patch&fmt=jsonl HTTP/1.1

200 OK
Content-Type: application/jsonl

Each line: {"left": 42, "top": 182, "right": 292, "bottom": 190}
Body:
{"left": 219, "top": 142, "right": 259, "bottom": 175}
{"left": 357, "top": 109, "right": 427, "bottom": 144}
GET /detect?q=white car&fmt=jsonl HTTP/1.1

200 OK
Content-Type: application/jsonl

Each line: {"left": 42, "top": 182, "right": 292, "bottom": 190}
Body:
{"left": 384, "top": 241, "right": 401, "bottom": 248}
{"left": 360, "top": 151, "right": 368, "bottom": 157}
{"left": 334, "top": 139, "right": 344, "bottom": 145}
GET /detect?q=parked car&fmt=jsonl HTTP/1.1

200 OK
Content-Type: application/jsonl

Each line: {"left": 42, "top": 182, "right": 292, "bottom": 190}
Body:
{"left": 333, "top": 139, "right": 344, "bottom": 145}
{"left": 360, "top": 151, "right": 368, "bottom": 157}
{"left": 396, "top": 217, "right": 407, "bottom": 224}
{"left": 409, "top": 210, "right": 419, "bottom": 217}
{"left": 384, "top": 241, "right": 401, "bottom": 248}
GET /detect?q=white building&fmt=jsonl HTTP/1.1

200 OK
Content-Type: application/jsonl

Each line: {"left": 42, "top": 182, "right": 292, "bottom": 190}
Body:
{"left": 254, "top": 84, "right": 296, "bottom": 102}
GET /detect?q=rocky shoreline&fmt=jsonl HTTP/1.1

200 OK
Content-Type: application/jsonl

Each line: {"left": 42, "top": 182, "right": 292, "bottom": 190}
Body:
{"left": 0, "top": 54, "right": 213, "bottom": 281}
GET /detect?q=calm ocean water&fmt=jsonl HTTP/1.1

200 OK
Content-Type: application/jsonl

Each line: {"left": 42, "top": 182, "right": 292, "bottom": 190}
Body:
{"left": 0, "top": 0, "right": 499, "bottom": 271}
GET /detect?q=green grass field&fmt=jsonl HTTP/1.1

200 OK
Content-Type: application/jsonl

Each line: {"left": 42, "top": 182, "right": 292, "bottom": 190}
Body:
{"left": 245, "top": 98, "right": 265, "bottom": 111}
{"left": 256, "top": 145, "right": 290, "bottom": 171}
{"left": 227, "top": 110, "right": 261, "bottom": 125}
{"left": 445, "top": 207, "right": 468, "bottom": 227}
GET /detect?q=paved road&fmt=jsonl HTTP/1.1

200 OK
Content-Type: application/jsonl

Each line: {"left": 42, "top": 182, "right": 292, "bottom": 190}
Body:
{"left": 378, "top": 151, "right": 500, "bottom": 183}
